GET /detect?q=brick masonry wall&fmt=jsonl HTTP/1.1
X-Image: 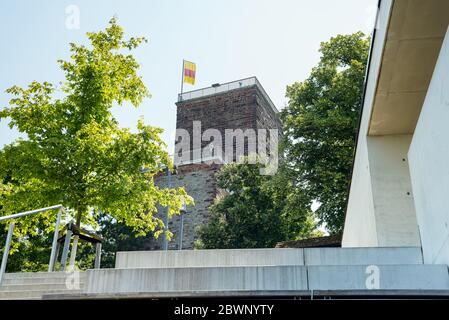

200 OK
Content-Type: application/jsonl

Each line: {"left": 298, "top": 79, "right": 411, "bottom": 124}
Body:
{"left": 176, "top": 87, "right": 257, "bottom": 154}
{"left": 145, "top": 163, "right": 221, "bottom": 250}
{"left": 254, "top": 92, "right": 282, "bottom": 132}
{"left": 176, "top": 86, "right": 259, "bottom": 129}
{"left": 176, "top": 85, "right": 282, "bottom": 161}
{"left": 145, "top": 84, "right": 283, "bottom": 251}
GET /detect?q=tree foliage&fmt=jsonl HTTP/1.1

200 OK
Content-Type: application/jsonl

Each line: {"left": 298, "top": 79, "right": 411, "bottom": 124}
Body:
{"left": 97, "top": 212, "right": 158, "bottom": 268}
{"left": 281, "top": 32, "right": 370, "bottom": 234}
{"left": 196, "top": 161, "right": 318, "bottom": 249}
{"left": 0, "top": 18, "right": 192, "bottom": 256}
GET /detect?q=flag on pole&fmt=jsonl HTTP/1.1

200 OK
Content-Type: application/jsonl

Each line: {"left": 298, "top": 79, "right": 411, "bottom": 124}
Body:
{"left": 183, "top": 60, "right": 196, "bottom": 85}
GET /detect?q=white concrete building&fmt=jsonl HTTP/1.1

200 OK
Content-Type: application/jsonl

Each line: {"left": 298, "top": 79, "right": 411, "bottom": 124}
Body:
{"left": 342, "top": 0, "right": 449, "bottom": 267}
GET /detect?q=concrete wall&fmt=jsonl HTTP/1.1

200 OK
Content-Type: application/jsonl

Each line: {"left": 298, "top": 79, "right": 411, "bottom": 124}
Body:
{"left": 116, "top": 248, "right": 305, "bottom": 268}
{"left": 342, "top": 0, "right": 393, "bottom": 247}
{"left": 343, "top": 134, "right": 378, "bottom": 246}
{"left": 85, "top": 245, "right": 448, "bottom": 294}
{"left": 85, "top": 266, "right": 309, "bottom": 293}
{"left": 409, "top": 27, "right": 449, "bottom": 265}
{"left": 308, "top": 265, "right": 449, "bottom": 290}
{"left": 303, "top": 247, "right": 422, "bottom": 266}
{"left": 344, "top": 0, "right": 421, "bottom": 248}
{"left": 367, "top": 135, "right": 420, "bottom": 246}
{"left": 115, "top": 247, "right": 423, "bottom": 268}
{"left": 85, "top": 264, "right": 449, "bottom": 294}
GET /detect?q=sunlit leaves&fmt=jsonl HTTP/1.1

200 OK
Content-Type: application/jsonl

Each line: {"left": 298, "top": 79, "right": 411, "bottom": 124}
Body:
{"left": 281, "top": 32, "right": 370, "bottom": 234}
{"left": 0, "top": 18, "right": 192, "bottom": 252}
{"left": 196, "top": 161, "right": 316, "bottom": 249}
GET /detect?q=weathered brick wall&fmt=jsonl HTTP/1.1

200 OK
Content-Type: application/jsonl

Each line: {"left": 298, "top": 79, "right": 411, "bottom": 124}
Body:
{"left": 254, "top": 92, "right": 282, "bottom": 132}
{"left": 145, "top": 163, "right": 221, "bottom": 250}
{"left": 176, "top": 87, "right": 257, "bottom": 154}
{"left": 176, "top": 85, "right": 282, "bottom": 161}
{"left": 146, "top": 83, "right": 283, "bottom": 251}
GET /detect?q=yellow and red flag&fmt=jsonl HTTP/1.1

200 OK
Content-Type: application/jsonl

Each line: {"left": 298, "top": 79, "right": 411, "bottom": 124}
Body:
{"left": 183, "top": 60, "right": 196, "bottom": 85}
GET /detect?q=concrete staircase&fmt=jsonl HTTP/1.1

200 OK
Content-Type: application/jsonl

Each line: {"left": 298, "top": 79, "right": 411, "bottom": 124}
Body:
{"left": 81, "top": 247, "right": 449, "bottom": 297}
{"left": 0, "top": 271, "right": 85, "bottom": 300}
{"left": 2, "top": 247, "right": 449, "bottom": 299}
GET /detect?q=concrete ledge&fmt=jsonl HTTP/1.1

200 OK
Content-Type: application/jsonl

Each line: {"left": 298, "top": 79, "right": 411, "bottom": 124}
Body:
{"left": 115, "top": 248, "right": 305, "bottom": 268}
{"left": 86, "top": 266, "right": 308, "bottom": 294}
{"left": 43, "top": 289, "right": 449, "bottom": 300}
{"left": 304, "top": 247, "right": 423, "bottom": 265}
{"left": 85, "top": 263, "right": 448, "bottom": 295}
{"left": 308, "top": 265, "right": 449, "bottom": 290}
{"left": 115, "top": 247, "right": 423, "bottom": 269}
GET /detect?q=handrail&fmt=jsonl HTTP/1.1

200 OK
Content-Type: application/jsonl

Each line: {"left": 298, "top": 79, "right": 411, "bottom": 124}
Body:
{"left": 0, "top": 205, "right": 64, "bottom": 284}
{"left": 179, "top": 76, "right": 256, "bottom": 98}
{"left": 0, "top": 204, "right": 63, "bottom": 221}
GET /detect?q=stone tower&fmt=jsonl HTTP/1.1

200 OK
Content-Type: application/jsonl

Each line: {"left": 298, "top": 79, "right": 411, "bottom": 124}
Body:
{"left": 150, "top": 77, "right": 281, "bottom": 250}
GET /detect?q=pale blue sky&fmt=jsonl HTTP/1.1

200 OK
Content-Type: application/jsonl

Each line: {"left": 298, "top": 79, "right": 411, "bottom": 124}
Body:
{"left": 0, "top": 0, "right": 377, "bottom": 153}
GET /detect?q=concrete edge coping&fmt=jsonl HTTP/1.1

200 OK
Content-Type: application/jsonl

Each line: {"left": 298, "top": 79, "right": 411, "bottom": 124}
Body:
{"left": 42, "top": 289, "right": 449, "bottom": 300}
{"left": 2, "top": 271, "right": 87, "bottom": 277}
{"left": 90, "top": 263, "right": 441, "bottom": 273}
{"left": 116, "top": 247, "right": 422, "bottom": 255}
{"left": 116, "top": 248, "right": 304, "bottom": 255}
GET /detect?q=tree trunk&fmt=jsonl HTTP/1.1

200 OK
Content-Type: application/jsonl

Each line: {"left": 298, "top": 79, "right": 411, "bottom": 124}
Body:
{"left": 68, "top": 210, "right": 82, "bottom": 270}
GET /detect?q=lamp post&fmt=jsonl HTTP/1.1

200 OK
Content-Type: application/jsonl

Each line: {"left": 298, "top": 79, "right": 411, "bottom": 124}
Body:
{"left": 162, "top": 167, "right": 171, "bottom": 251}
{"left": 178, "top": 199, "right": 187, "bottom": 250}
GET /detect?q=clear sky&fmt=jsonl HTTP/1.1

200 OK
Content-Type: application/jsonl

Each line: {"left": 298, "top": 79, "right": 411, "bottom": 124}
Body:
{"left": 0, "top": 0, "right": 377, "bottom": 153}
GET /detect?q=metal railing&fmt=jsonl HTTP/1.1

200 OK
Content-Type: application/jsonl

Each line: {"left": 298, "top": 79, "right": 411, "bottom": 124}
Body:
{"left": 178, "top": 76, "right": 279, "bottom": 115}
{"left": 0, "top": 205, "right": 64, "bottom": 284}
{"left": 174, "top": 147, "right": 225, "bottom": 166}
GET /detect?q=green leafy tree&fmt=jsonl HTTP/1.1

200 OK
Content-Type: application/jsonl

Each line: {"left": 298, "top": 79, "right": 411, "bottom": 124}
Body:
{"left": 196, "top": 161, "right": 317, "bottom": 249}
{"left": 0, "top": 18, "right": 192, "bottom": 260}
{"left": 98, "top": 212, "right": 158, "bottom": 268}
{"left": 0, "top": 219, "right": 52, "bottom": 272}
{"left": 281, "top": 32, "right": 370, "bottom": 234}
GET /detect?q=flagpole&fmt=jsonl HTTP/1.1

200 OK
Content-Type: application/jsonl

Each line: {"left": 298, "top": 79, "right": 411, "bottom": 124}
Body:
{"left": 180, "top": 59, "right": 185, "bottom": 100}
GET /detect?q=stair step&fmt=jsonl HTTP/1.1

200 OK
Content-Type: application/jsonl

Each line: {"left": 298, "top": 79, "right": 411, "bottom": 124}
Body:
{"left": 0, "top": 248, "right": 438, "bottom": 299}
{"left": 308, "top": 265, "right": 449, "bottom": 290}
{"left": 0, "top": 282, "right": 84, "bottom": 292}
{"left": 115, "top": 247, "right": 423, "bottom": 268}
{"left": 1, "top": 272, "right": 86, "bottom": 285}
{"left": 0, "top": 271, "right": 86, "bottom": 299}
{"left": 2, "top": 278, "right": 84, "bottom": 285}
{"left": 2, "top": 271, "right": 86, "bottom": 280}
{"left": 85, "top": 264, "right": 449, "bottom": 294}
{"left": 0, "top": 289, "right": 83, "bottom": 300}
{"left": 2, "top": 271, "right": 85, "bottom": 277}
